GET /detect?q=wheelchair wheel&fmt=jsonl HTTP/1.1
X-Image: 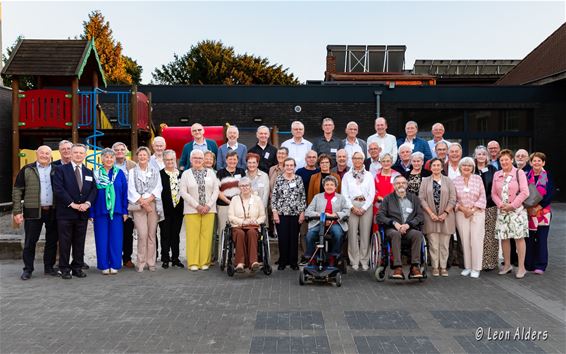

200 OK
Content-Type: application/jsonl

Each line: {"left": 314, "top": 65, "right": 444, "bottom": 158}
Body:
{"left": 370, "top": 232, "right": 380, "bottom": 269}
{"left": 219, "top": 231, "right": 226, "bottom": 271}
{"left": 299, "top": 270, "right": 306, "bottom": 285}
{"left": 375, "top": 266, "right": 386, "bottom": 282}
{"left": 262, "top": 264, "right": 273, "bottom": 276}
{"left": 335, "top": 272, "right": 342, "bottom": 287}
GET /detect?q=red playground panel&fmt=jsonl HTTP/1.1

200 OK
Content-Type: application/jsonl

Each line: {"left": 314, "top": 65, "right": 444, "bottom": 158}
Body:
{"left": 161, "top": 125, "right": 225, "bottom": 157}
{"left": 19, "top": 89, "right": 72, "bottom": 129}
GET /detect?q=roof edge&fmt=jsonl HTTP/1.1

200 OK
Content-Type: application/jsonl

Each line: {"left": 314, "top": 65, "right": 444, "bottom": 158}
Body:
{"left": 76, "top": 39, "right": 108, "bottom": 87}
{"left": 0, "top": 37, "right": 24, "bottom": 77}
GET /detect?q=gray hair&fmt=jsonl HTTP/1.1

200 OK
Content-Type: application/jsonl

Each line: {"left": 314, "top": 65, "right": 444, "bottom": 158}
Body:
{"left": 59, "top": 140, "right": 72, "bottom": 148}
{"left": 379, "top": 153, "right": 394, "bottom": 163}
{"left": 458, "top": 157, "right": 476, "bottom": 174}
{"left": 393, "top": 174, "right": 407, "bottom": 184}
{"left": 473, "top": 145, "right": 488, "bottom": 159}
{"left": 112, "top": 141, "right": 128, "bottom": 152}
{"left": 398, "top": 143, "right": 413, "bottom": 153}
{"left": 449, "top": 142, "right": 463, "bottom": 151}
{"left": 238, "top": 176, "right": 252, "bottom": 187}
{"left": 190, "top": 149, "right": 204, "bottom": 159}
{"left": 352, "top": 151, "right": 365, "bottom": 160}
{"left": 152, "top": 136, "right": 166, "bottom": 145}
{"left": 322, "top": 117, "right": 334, "bottom": 125}
{"left": 410, "top": 151, "right": 424, "bottom": 162}
{"left": 257, "top": 125, "right": 270, "bottom": 133}
{"left": 72, "top": 143, "right": 87, "bottom": 152}
{"left": 163, "top": 149, "right": 176, "bottom": 159}
{"left": 435, "top": 141, "right": 449, "bottom": 151}
{"left": 405, "top": 120, "right": 418, "bottom": 129}
{"left": 322, "top": 175, "right": 338, "bottom": 187}
{"left": 100, "top": 148, "right": 115, "bottom": 158}
{"left": 136, "top": 146, "right": 151, "bottom": 156}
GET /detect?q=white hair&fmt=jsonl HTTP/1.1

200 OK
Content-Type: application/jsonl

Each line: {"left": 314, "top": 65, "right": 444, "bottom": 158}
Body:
{"left": 398, "top": 143, "right": 413, "bottom": 153}
{"left": 190, "top": 149, "right": 204, "bottom": 158}
{"left": 153, "top": 136, "right": 166, "bottom": 145}
{"left": 405, "top": 121, "right": 418, "bottom": 129}
{"left": 410, "top": 151, "right": 424, "bottom": 162}
{"left": 257, "top": 125, "right": 269, "bottom": 133}
{"left": 458, "top": 157, "right": 476, "bottom": 174}
{"left": 291, "top": 121, "right": 304, "bottom": 129}
{"left": 163, "top": 149, "right": 176, "bottom": 159}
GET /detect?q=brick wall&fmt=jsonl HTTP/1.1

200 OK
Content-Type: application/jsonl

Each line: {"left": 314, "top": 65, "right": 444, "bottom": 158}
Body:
{"left": 0, "top": 87, "right": 12, "bottom": 203}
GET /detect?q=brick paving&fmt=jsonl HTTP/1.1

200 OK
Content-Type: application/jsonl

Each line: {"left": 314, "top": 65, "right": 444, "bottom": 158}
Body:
{"left": 0, "top": 205, "right": 565, "bottom": 353}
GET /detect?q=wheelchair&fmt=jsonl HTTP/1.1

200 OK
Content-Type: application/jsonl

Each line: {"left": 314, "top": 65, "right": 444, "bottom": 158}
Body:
{"left": 370, "top": 225, "right": 428, "bottom": 282}
{"left": 219, "top": 222, "right": 273, "bottom": 277}
{"left": 299, "top": 214, "right": 346, "bottom": 287}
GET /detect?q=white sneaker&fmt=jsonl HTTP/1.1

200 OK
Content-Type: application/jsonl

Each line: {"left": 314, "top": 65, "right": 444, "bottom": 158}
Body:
{"left": 201, "top": 265, "right": 209, "bottom": 271}
{"left": 101, "top": 269, "right": 110, "bottom": 275}
{"left": 352, "top": 265, "right": 359, "bottom": 271}
{"left": 461, "top": 269, "right": 471, "bottom": 277}
{"left": 362, "top": 265, "right": 369, "bottom": 271}
{"left": 189, "top": 266, "right": 199, "bottom": 271}
{"left": 470, "top": 270, "right": 480, "bottom": 278}
{"left": 109, "top": 268, "right": 118, "bottom": 274}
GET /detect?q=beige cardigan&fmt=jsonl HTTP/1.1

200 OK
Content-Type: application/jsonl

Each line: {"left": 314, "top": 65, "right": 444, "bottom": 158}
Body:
{"left": 418, "top": 175, "right": 457, "bottom": 235}
{"left": 179, "top": 168, "right": 219, "bottom": 214}
{"left": 228, "top": 195, "right": 266, "bottom": 227}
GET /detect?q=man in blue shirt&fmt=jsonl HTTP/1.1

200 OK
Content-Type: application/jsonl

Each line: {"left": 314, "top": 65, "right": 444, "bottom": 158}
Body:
{"left": 397, "top": 121, "right": 432, "bottom": 162}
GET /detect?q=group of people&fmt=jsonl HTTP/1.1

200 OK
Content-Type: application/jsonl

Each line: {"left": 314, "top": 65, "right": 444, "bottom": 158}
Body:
{"left": 13, "top": 118, "right": 554, "bottom": 282}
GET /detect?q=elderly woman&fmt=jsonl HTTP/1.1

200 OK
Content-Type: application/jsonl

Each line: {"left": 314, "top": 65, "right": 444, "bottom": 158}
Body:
{"left": 304, "top": 176, "right": 350, "bottom": 267}
{"left": 203, "top": 151, "right": 216, "bottom": 171}
{"left": 342, "top": 151, "right": 375, "bottom": 271}
{"left": 374, "top": 153, "right": 401, "bottom": 209}
{"left": 406, "top": 152, "right": 431, "bottom": 195}
{"left": 90, "top": 148, "right": 128, "bottom": 275}
{"left": 180, "top": 150, "right": 219, "bottom": 271}
{"left": 492, "top": 149, "right": 529, "bottom": 278}
{"left": 271, "top": 158, "right": 306, "bottom": 271}
{"left": 246, "top": 153, "right": 270, "bottom": 210}
{"left": 474, "top": 145, "right": 498, "bottom": 270}
{"left": 269, "top": 147, "right": 289, "bottom": 190}
{"left": 525, "top": 152, "right": 553, "bottom": 275}
{"left": 419, "top": 158, "right": 456, "bottom": 277}
{"left": 453, "top": 157, "right": 487, "bottom": 278}
{"left": 128, "top": 147, "right": 164, "bottom": 273}
{"left": 307, "top": 154, "right": 342, "bottom": 204}
{"left": 159, "top": 149, "right": 184, "bottom": 269}
{"left": 228, "top": 177, "right": 266, "bottom": 272}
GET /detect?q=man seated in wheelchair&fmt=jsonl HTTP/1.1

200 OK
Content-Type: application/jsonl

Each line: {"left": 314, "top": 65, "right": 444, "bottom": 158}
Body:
{"left": 376, "top": 175, "right": 424, "bottom": 279}
{"left": 304, "top": 176, "right": 350, "bottom": 267}
{"left": 228, "top": 177, "right": 266, "bottom": 273}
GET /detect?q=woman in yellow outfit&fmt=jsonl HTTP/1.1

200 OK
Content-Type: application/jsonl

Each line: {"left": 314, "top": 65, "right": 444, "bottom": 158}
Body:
{"left": 179, "top": 149, "right": 219, "bottom": 271}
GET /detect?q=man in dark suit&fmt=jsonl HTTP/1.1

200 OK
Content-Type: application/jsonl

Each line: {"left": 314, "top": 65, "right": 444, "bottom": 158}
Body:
{"left": 376, "top": 175, "right": 424, "bottom": 279}
{"left": 52, "top": 143, "right": 97, "bottom": 279}
{"left": 52, "top": 139, "right": 73, "bottom": 166}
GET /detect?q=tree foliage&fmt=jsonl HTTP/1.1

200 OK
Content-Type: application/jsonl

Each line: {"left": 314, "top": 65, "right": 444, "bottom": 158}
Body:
{"left": 81, "top": 10, "right": 141, "bottom": 85}
{"left": 2, "top": 36, "right": 37, "bottom": 90}
{"left": 152, "top": 40, "right": 299, "bottom": 85}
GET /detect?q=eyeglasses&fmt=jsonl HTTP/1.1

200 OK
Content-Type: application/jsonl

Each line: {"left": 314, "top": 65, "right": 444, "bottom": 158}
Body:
{"left": 192, "top": 129, "right": 203, "bottom": 132}
{"left": 240, "top": 184, "right": 251, "bottom": 188}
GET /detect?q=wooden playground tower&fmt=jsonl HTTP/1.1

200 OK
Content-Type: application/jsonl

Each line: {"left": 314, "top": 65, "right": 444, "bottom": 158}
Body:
{"left": 1, "top": 39, "right": 153, "bottom": 180}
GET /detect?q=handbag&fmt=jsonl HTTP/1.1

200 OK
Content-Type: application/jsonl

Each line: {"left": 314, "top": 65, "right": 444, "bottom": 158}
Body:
{"left": 127, "top": 203, "right": 142, "bottom": 212}
{"left": 516, "top": 170, "right": 543, "bottom": 208}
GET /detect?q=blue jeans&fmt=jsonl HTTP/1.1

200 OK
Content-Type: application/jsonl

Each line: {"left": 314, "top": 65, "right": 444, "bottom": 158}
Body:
{"left": 305, "top": 224, "right": 343, "bottom": 258}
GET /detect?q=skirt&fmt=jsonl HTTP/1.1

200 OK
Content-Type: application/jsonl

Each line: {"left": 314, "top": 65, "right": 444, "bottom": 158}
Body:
{"left": 495, "top": 206, "right": 529, "bottom": 240}
{"left": 482, "top": 206, "right": 498, "bottom": 270}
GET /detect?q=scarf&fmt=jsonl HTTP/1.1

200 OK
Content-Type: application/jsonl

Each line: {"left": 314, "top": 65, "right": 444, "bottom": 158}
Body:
{"left": 96, "top": 167, "right": 118, "bottom": 219}
{"left": 352, "top": 168, "right": 365, "bottom": 183}
{"left": 324, "top": 192, "right": 335, "bottom": 214}
{"left": 165, "top": 169, "right": 180, "bottom": 206}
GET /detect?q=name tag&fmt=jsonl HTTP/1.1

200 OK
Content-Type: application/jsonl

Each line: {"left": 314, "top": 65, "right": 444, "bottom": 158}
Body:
{"left": 289, "top": 182, "right": 296, "bottom": 188}
{"left": 481, "top": 167, "right": 488, "bottom": 173}
{"left": 257, "top": 183, "right": 264, "bottom": 188}
{"left": 330, "top": 148, "right": 337, "bottom": 153}
{"left": 463, "top": 187, "right": 470, "bottom": 193}
{"left": 85, "top": 176, "right": 93, "bottom": 182}
{"left": 235, "top": 174, "right": 241, "bottom": 179}
{"left": 264, "top": 152, "right": 270, "bottom": 159}
{"left": 406, "top": 207, "right": 413, "bottom": 213}
{"left": 249, "top": 198, "right": 254, "bottom": 205}
{"left": 331, "top": 197, "right": 337, "bottom": 203}
{"left": 505, "top": 175, "right": 512, "bottom": 183}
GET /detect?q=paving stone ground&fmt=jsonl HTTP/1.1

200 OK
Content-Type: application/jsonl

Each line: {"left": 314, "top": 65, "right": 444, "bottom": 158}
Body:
{"left": 1, "top": 205, "right": 565, "bottom": 353}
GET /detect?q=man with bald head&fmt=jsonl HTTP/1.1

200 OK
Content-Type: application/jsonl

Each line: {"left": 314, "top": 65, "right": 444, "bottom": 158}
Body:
{"left": 367, "top": 117, "right": 398, "bottom": 163}
{"left": 13, "top": 146, "right": 59, "bottom": 280}
{"left": 281, "top": 121, "right": 312, "bottom": 169}
{"left": 217, "top": 125, "right": 248, "bottom": 170}
{"left": 428, "top": 123, "right": 451, "bottom": 158}
{"left": 249, "top": 125, "right": 278, "bottom": 173}
{"left": 514, "top": 149, "right": 531, "bottom": 173}
{"left": 487, "top": 140, "right": 501, "bottom": 170}
{"left": 179, "top": 123, "right": 219, "bottom": 170}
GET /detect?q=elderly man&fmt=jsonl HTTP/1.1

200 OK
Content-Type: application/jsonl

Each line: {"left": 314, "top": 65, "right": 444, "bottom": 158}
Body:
{"left": 364, "top": 142, "right": 382, "bottom": 177}
{"left": 312, "top": 117, "right": 344, "bottom": 165}
{"left": 217, "top": 125, "right": 248, "bottom": 170}
{"left": 281, "top": 121, "right": 312, "bottom": 169}
{"left": 52, "top": 144, "right": 98, "bottom": 280}
{"left": 150, "top": 136, "right": 166, "bottom": 171}
{"left": 367, "top": 117, "right": 398, "bottom": 163}
{"left": 248, "top": 125, "right": 278, "bottom": 173}
{"left": 487, "top": 140, "right": 501, "bottom": 170}
{"left": 445, "top": 143, "right": 463, "bottom": 180}
{"left": 428, "top": 123, "right": 451, "bottom": 158}
{"left": 397, "top": 121, "right": 432, "bottom": 162}
{"left": 296, "top": 150, "right": 320, "bottom": 192}
{"left": 53, "top": 140, "right": 72, "bottom": 166}
{"left": 112, "top": 142, "right": 137, "bottom": 268}
{"left": 331, "top": 149, "right": 350, "bottom": 179}
{"left": 515, "top": 149, "right": 531, "bottom": 173}
{"left": 425, "top": 141, "right": 449, "bottom": 171}
{"left": 13, "top": 146, "right": 59, "bottom": 280}
{"left": 393, "top": 143, "right": 413, "bottom": 174}
{"left": 342, "top": 121, "right": 368, "bottom": 167}
{"left": 376, "top": 175, "right": 424, "bottom": 279}
{"left": 179, "top": 123, "right": 219, "bottom": 170}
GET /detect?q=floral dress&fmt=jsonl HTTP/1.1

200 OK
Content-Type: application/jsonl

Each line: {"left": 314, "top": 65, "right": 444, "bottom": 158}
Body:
{"left": 495, "top": 177, "right": 529, "bottom": 240}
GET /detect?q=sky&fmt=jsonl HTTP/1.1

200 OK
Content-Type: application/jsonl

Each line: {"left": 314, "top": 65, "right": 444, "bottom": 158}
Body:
{"left": 2, "top": 1, "right": 565, "bottom": 84}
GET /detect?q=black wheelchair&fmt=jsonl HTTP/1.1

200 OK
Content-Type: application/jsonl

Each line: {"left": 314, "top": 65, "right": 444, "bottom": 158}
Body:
{"left": 219, "top": 222, "right": 273, "bottom": 277}
{"left": 370, "top": 226, "right": 428, "bottom": 282}
{"left": 299, "top": 214, "right": 347, "bottom": 287}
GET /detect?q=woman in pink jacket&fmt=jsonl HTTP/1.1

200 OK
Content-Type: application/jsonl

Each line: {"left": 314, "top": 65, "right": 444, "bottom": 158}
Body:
{"left": 491, "top": 149, "right": 529, "bottom": 279}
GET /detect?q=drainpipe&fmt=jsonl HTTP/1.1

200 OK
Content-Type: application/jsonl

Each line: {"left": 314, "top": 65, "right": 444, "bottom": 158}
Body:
{"left": 374, "top": 90, "right": 382, "bottom": 118}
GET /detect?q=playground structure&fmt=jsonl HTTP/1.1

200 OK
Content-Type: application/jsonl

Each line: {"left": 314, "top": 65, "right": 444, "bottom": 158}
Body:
{"left": 1, "top": 39, "right": 153, "bottom": 179}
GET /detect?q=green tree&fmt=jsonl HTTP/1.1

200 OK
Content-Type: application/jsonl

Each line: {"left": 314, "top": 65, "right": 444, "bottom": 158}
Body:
{"left": 153, "top": 40, "right": 299, "bottom": 85}
{"left": 2, "top": 36, "right": 37, "bottom": 90}
{"left": 81, "top": 10, "right": 132, "bottom": 85}
{"left": 123, "top": 55, "right": 143, "bottom": 85}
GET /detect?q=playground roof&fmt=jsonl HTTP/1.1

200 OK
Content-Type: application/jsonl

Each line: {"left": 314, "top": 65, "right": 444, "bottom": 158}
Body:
{"left": 1, "top": 39, "right": 107, "bottom": 87}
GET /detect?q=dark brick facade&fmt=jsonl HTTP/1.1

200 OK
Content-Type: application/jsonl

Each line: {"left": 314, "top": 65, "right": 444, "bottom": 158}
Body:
{"left": 0, "top": 87, "right": 12, "bottom": 203}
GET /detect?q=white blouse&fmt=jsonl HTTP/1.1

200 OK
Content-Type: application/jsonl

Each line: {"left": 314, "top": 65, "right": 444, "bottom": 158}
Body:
{"left": 341, "top": 169, "right": 375, "bottom": 212}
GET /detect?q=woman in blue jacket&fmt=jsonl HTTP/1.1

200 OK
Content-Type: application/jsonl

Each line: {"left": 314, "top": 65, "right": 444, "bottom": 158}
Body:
{"left": 91, "top": 148, "right": 129, "bottom": 275}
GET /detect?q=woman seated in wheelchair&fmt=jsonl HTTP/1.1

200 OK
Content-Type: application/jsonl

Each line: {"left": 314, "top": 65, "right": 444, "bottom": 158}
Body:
{"left": 228, "top": 177, "right": 266, "bottom": 273}
{"left": 304, "top": 176, "right": 350, "bottom": 267}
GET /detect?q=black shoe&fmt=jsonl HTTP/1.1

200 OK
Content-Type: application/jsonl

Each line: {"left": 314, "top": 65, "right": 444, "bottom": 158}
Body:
{"left": 44, "top": 268, "right": 58, "bottom": 276}
{"left": 277, "top": 265, "right": 286, "bottom": 271}
{"left": 72, "top": 270, "right": 87, "bottom": 278}
{"left": 290, "top": 264, "right": 299, "bottom": 271}
{"left": 20, "top": 271, "right": 31, "bottom": 280}
{"left": 61, "top": 272, "right": 72, "bottom": 280}
{"left": 171, "top": 260, "right": 185, "bottom": 268}
{"left": 82, "top": 262, "right": 90, "bottom": 270}
{"left": 162, "top": 262, "right": 169, "bottom": 269}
